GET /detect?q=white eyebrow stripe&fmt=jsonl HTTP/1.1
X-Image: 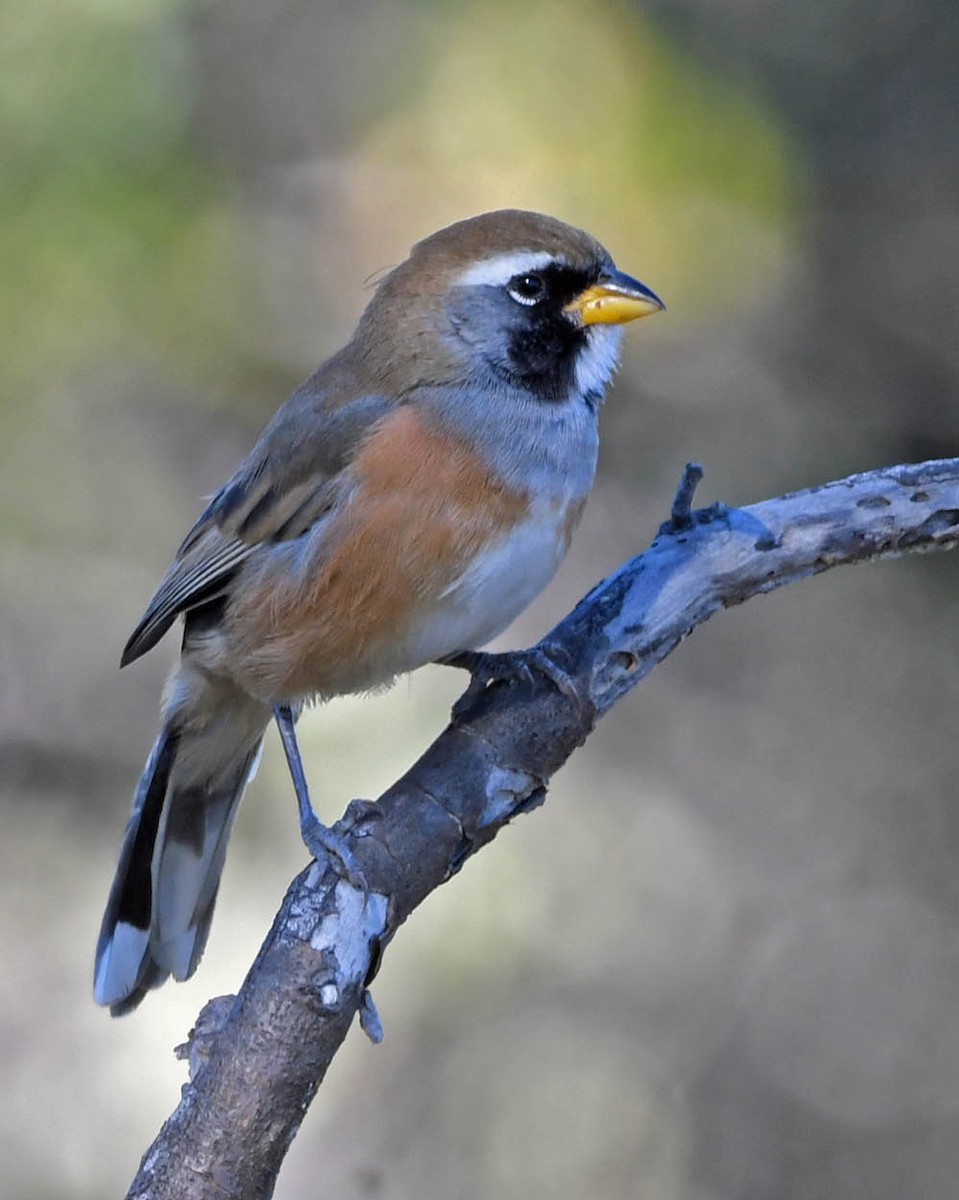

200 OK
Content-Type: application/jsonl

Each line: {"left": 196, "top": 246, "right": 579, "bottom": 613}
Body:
{"left": 456, "top": 250, "right": 559, "bottom": 288}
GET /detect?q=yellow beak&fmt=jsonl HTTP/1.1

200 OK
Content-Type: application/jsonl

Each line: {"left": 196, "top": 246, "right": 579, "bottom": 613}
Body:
{"left": 565, "top": 268, "right": 665, "bottom": 327}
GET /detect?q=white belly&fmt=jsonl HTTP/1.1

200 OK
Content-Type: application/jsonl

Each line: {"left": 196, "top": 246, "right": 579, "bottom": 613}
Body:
{"left": 399, "top": 503, "right": 571, "bottom": 669}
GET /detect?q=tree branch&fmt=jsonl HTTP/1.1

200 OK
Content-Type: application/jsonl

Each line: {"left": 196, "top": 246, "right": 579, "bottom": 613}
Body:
{"left": 126, "top": 458, "right": 959, "bottom": 1200}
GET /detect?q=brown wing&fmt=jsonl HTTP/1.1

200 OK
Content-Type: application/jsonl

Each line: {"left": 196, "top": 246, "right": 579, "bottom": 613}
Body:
{"left": 121, "top": 375, "right": 395, "bottom": 667}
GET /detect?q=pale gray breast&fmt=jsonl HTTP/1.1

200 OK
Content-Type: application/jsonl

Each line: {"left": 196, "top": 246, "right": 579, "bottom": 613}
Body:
{"left": 422, "top": 383, "right": 601, "bottom": 507}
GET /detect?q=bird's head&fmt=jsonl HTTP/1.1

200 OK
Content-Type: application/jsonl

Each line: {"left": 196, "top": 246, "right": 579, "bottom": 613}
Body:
{"left": 351, "top": 210, "right": 664, "bottom": 404}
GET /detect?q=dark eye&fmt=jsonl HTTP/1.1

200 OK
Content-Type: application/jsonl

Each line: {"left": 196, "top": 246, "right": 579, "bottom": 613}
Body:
{"left": 507, "top": 272, "right": 547, "bottom": 306}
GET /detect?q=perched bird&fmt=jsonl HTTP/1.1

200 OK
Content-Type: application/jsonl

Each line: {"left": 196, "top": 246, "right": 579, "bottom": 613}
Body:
{"left": 94, "top": 209, "right": 664, "bottom": 1014}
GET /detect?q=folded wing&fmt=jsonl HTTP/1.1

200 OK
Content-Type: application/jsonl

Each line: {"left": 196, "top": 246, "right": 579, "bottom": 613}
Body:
{"left": 121, "top": 379, "right": 396, "bottom": 666}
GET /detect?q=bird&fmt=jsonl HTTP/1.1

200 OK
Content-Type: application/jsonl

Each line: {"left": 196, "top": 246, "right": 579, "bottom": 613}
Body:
{"left": 94, "top": 209, "right": 664, "bottom": 1014}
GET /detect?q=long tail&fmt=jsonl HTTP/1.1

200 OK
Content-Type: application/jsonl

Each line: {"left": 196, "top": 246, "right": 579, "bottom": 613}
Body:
{"left": 94, "top": 667, "right": 270, "bottom": 1015}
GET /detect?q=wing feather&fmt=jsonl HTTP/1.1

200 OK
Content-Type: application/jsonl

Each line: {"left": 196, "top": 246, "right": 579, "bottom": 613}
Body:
{"left": 121, "top": 376, "right": 396, "bottom": 667}
{"left": 121, "top": 531, "right": 253, "bottom": 665}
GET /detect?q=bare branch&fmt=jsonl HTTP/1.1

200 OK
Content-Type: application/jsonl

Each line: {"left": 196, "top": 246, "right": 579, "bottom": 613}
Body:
{"left": 126, "top": 458, "right": 959, "bottom": 1200}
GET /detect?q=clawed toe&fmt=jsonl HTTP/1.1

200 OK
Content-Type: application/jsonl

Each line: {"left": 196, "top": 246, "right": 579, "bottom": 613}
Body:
{"left": 442, "top": 645, "right": 582, "bottom": 720}
{"left": 302, "top": 817, "right": 368, "bottom": 894}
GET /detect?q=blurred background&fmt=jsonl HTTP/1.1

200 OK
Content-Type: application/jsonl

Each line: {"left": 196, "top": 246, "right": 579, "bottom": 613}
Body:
{"left": 2, "top": 0, "right": 958, "bottom": 1196}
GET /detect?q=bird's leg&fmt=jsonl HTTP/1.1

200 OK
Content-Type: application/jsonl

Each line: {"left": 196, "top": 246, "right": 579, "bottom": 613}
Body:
{"left": 273, "top": 704, "right": 367, "bottom": 892}
{"left": 273, "top": 704, "right": 314, "bottom": 835}
{"left": 439, "top": 645, "right": 581, "bottom": 722}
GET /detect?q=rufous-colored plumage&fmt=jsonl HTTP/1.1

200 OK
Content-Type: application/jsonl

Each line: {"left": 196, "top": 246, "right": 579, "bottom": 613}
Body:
{"left": 95, "top": 209, "right": 664, "bottom": 1013}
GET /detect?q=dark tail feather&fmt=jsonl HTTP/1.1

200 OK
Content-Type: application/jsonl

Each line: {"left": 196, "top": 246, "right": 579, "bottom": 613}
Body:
{"left": 94, "top": 723, "right": 262, "bottom": 1015}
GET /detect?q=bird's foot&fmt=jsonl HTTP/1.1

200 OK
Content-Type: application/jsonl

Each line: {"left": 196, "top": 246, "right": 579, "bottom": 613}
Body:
{"left": 441, "top": 645, "right": 581, "bottom": 721}
{"left": 300, "top": 814, "right": 369, "bottom": 895}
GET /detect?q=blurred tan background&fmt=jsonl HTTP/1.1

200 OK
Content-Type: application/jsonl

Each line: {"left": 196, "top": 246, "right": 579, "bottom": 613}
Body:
{"left": 2, "top": 0, "right": 958, "bottom": 1196}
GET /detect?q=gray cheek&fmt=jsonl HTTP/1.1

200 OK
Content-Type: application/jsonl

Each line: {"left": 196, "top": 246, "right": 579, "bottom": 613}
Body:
{"left": 445, "top": 288, "right": 514, "bottom": 359}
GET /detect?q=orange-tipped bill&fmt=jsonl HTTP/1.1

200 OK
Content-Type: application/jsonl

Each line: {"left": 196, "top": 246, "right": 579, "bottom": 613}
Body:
{"left": 565, "top": 268, "right": 665, "bottom": 327}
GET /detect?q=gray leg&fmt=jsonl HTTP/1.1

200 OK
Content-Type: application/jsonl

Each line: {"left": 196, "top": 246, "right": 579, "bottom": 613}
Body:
{"left": 273, "top": 704, "right": 366, "bottom": 890}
